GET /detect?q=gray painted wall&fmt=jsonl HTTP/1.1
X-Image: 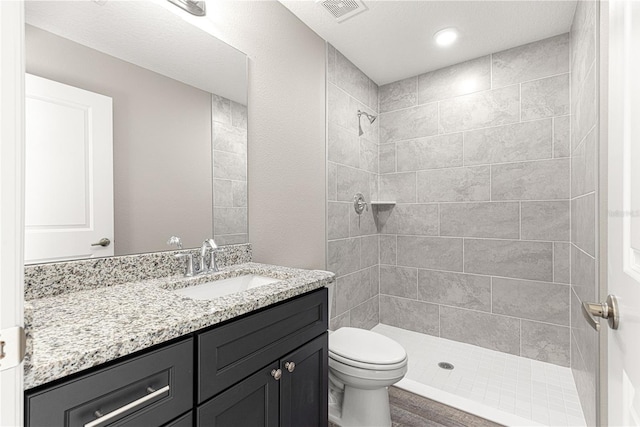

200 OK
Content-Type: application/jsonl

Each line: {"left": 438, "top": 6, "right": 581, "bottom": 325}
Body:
{"left": 209, "top": 1, "right": 327, "bottom": 270}
{"left": 569, "top": 1, "right": 599, "bottom": 426}
{"left": 25, "top": 25, "right": 214, "bottom": 255}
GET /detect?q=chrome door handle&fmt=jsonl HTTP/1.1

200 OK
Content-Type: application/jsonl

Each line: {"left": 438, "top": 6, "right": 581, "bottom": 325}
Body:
{"left": 84, "top": 385, "right": 169, "bottom": 427}
{"left": 582, "top": 294, "right": 619, "bottom": 331}
{"left": 91, "top": 238, "right": 111, "bottom": 247}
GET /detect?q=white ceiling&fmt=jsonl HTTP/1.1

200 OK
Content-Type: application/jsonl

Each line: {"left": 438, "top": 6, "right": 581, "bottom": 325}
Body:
{"left": 279, "top": 0, "right": 577, "bottom": 85}
{"left": 25, "top": 0, "right": 247, "bottom": 104}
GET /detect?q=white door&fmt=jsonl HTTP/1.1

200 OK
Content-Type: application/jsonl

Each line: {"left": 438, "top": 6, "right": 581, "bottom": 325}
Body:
{"left": 24, "top": 73, "right": 114, "bottom": 263}
{"left": 607, "top": 1, "right": 640, "bottom": 425}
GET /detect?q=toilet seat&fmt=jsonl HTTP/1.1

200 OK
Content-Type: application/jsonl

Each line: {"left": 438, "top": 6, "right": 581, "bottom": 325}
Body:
{"left": 329, "top": 327, "right": 408, "bottom": 371}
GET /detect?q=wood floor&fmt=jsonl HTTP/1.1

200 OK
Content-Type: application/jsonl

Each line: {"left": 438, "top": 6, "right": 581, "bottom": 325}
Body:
{"left": 330, "top": 386, "right": 503, "bottom": 427}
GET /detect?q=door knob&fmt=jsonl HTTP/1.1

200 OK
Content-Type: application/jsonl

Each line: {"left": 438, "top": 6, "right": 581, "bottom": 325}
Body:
{"left": 91, "top": 238, "right": 111, "bottom": 247}
{"left": 284, "top": 361, "right": 296, "bottom": 373}
{"left": 582, "top": 294, "right": 619, "bottom": 331}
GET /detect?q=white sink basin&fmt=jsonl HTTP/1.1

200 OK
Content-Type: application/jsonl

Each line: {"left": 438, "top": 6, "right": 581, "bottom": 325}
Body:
{"left": 172, "top": 274, "right": 280, "bottom": 300}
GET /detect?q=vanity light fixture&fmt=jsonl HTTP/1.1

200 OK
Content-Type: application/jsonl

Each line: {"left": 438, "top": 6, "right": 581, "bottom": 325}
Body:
{"left": 434, "top": 28, "right": 458, "bottom": 47}
{"left": 166, "top": 0, "right": 206, "bottom": 16}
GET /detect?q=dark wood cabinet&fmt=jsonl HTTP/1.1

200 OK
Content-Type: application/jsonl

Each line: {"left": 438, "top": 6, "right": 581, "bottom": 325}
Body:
{"left": 25, "top": 288, "right": 328, "bottom": 427}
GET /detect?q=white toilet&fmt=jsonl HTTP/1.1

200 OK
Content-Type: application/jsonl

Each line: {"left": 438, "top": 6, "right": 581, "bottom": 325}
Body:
{"left": 328, "top": 327, "right": 408, "bottom": 427}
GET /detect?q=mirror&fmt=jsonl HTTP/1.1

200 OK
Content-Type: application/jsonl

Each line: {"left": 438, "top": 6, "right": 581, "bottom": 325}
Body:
{"left": 24, "top": 0, "right": 248, "bottom": 264}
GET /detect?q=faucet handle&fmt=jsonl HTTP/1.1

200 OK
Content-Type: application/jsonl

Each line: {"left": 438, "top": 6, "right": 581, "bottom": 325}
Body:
{"left": 174, "top": 252, "right": 195, "bottom": 277}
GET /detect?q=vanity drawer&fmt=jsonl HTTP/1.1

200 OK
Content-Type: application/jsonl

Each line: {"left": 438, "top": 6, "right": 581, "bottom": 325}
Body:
{"left": 26, "top": 338, "right": 193, "bottom": 427}
{"left": 198, "top": 288, "right": 327, "bottom": 403}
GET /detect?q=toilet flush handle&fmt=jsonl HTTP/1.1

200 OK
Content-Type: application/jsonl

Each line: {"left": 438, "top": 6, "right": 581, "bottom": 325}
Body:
{"left": 285, "top": 361, "right": 296, "bottom": 373}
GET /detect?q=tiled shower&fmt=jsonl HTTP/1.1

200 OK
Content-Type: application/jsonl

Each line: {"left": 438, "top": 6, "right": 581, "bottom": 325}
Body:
{"left": 327, "top": 1, "right": 598, "bottom": 425}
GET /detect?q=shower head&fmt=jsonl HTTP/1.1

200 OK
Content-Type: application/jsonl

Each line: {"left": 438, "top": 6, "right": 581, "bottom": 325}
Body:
{"left": 357, "top": 110, "right": 377, "bottom": 136}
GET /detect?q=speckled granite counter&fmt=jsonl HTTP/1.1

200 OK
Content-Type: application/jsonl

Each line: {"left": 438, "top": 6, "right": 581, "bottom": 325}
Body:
{"left": 24, "top": 262, "right": 334, "bottom": 390}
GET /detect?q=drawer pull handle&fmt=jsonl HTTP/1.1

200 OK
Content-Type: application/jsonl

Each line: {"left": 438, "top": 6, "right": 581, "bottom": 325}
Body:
{"left": 271, "top": 369, "right": 282, "bottom": 380}
{"left": 284, "top": 361, "right": 296, "bottom": 373}
{"left": 84, "top": 385, "right": 170, "bottom": 427}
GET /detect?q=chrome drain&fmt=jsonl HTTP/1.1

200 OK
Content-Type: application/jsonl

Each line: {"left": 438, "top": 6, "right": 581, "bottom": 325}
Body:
{"left": 438, "top": 362, "right": 454, "bottom": 370}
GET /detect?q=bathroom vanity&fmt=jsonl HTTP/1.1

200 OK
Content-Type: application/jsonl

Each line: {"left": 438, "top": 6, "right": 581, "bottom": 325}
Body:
{"left": 23, "top": 249, "right": 332, "bottom": 427}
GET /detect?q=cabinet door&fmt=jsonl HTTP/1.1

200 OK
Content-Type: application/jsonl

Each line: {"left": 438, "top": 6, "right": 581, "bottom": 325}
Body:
{"left": 279, "top": 333, "right": 328, "bottom": 427}
{"left": 197, "top": 362, "right": 279, "bottom": 427}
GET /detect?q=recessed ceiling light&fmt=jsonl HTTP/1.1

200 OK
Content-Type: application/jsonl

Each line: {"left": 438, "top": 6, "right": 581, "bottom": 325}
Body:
{"left": 434, "top": 28, "right": 458, "bottom": 47}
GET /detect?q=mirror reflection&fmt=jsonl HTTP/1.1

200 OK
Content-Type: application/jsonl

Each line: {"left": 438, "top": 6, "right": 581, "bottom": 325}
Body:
{"left": 24, "top": 1, "right": 248, "bottom": 264}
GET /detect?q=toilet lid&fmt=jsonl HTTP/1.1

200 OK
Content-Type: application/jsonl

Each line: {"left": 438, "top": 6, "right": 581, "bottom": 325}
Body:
{"left": 329, "top": 327, "right": 406, "bottom": 365}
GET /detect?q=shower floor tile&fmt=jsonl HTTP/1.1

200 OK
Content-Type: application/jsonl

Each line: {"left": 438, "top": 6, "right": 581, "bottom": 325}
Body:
{"left": 372, "top": 324, "right": 587, "bottom": 427}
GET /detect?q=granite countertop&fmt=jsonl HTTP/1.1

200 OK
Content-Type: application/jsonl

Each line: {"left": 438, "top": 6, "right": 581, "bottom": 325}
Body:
{"left": 24, "top": 262, "right": 334, "bottom": 390}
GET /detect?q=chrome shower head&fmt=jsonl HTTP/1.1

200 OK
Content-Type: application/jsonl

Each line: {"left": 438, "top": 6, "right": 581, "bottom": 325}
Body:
{"left": 357, "top": 110, "right": 377, "bottom": 136}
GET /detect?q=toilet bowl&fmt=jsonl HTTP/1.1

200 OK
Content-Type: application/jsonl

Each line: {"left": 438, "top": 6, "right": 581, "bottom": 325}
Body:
{"left": 328, "top": 327, "right": 408, "bottom": 427}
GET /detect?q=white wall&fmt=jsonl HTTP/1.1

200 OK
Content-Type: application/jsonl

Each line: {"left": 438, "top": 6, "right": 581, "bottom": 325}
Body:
{"left": 204, "top": 1, "right": 327, "bottom": 270}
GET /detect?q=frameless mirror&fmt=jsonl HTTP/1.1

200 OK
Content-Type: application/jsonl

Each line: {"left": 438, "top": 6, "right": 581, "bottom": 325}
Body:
{"left": 24, "top": 0, "right": 248, "bottom": 264}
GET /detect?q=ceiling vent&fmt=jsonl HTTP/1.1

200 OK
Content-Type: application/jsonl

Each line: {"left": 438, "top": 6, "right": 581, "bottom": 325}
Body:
{"left": 318, "top": 0, "right": 367, "bottom": 23}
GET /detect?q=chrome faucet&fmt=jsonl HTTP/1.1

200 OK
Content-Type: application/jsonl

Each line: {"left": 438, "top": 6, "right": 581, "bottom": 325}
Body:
{"left": 200, "top": 238, "right": 219, "bottom": 273}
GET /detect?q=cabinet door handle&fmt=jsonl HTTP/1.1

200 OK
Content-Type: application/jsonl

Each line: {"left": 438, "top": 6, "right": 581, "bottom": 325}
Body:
{"left": 84, "top": 385, "right": 170, "bottom": 427}
{"left": 284, "top": 361, "right": 296, "bottom": 373}
{"left": 271, "top": 369, "right": 282, "bottom": 380}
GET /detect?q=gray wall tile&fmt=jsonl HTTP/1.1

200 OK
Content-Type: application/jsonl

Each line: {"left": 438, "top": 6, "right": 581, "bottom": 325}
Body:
{"left": 397, "top": 133, "right": 463, "bottom": 171}
{"left": 380, "top": 234, "right": 397, "bottom": 265}
{"left": 337, "top": 164, "right": 371, "bottom": 202}
{"left": 440, "top": 306, "right": 520, "bottom": 355}
{"left": 380, "top": 76, "right": 417, "bottom": 113}
{"left": 336, "top": 50, "right": 370, "bottom": 106}
{"left": 360, "top": 138, "right": 378, "bottom": 173}
{"left": 521, "top": 321, "right": 570, "bottom": 367}
{"left": 351, "top": 296, "right": 379, "bottom": 330}
{"left": 328, "top": 123, "right": 359, "bottom": 168}
{"left": 464, "top": 120, "right": 552, "bottom": 166}
{"left": 572, "top": 64, "right": 597, "bottom": 148}
{"left": 214, "top": 234, "right": 248, "bottom": 245}
{"left": 379, "top": 172, "right": 416, "bottom": 203}
{"left": 379, "top": 103, "right": 438, "bottom": 143}
{"left": 380, "top": 295, "right": 439, "bottom": 336}
{"left": 521, "top": 74, "right": 570, "bottom": 121}
{"left": 491, "top": 159, "right": 570, "bottom": 200}
{"left": 213, "top": 122, "right": 247, "bottom": 155}
{"left": 360, "top": 234, "right": 379, "bottom": 268}
{"left": 464, "top": 239, "right": 553, "bottom": 281}
{"left": 440, "top": 202, "right": 519, "bottom": 238}
{"left": 232, "top": 181, "right": 247, "bottom": 207}
{"left": 327, "top": 44, "right": 337, "bottom": 84}
{"left": 571, "top": 128, "right": 596, "bottom": 197}
{"left": 328, "top": 162, "right": 337, "bottom": 201}
{"left": 335, "top": 268, "right": 373, "bottom": 315}
{"left": 417, "top": 166, "right": 490, "bottom": 202}
{"left": 521, "top": 201, "right": 571, "bottom": 241}
{"left": 554, "top": 242, "right": 571, "bottom": 284}
{"left": 328, "top": 238, "right": 360, "bottom": 277}
{"left": 492, "top": 34, "right": 570, "bottom": 88}
{"left": 572, "top": 193, "right": 596, "bottom": 257}
{"left": 570, "top": 1, "right": 596, "bottom": 94}
{"left": 439, "top": 85, "right": 520, "bottom": 133}
{"left": 213, "top": 207, "right": 247, "bottom": 235}
{"left": 418, "top": 55, "right": 491, "bottom": 104}
{"left": 214, "top": 179, "right": 233, "bottom": 207}
{"left": 212, "top": 94, "right": 231, "bottom": 124}
{"left": 418, "top": 270, "right": 491, "bottom": 312}
{"left": 328, "top": 83, "right": 354, "bottom": 132}
{"left": 553, "top": 116, "right": 571, "bottom": 158}
{"left": 380, "top": 265, "right": 418, "bottom": 298}
{"left": 379, "top": 204, "right": 439, "bottom": 236}
{"left": 350, "top": 208, "right": 377, "bottom": 237}
{"left": 379, "top": 143, "right": 396, "bottom": 174}
{"left": 231, "top": 102, "right": 248, "bottom": 130}
{"left": 492, "top": 277, "right": 570, "bottom": 325}
{"left": 571, "top": 244, "right": 596, "bottom": 303}
{"left": 328, "top": 202, "right": 350, "bottom": 240}
{"left": 213, "top": 151, "right": 246, "bottom": 180}
{"left": 397, "top": 236, "right": 463, "bottom": 271}
{"left": 368, "top": 80, "right": 379, "bottom": 112}
{"left": 330, "top": 311, "right": 350, "bottom": 331}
